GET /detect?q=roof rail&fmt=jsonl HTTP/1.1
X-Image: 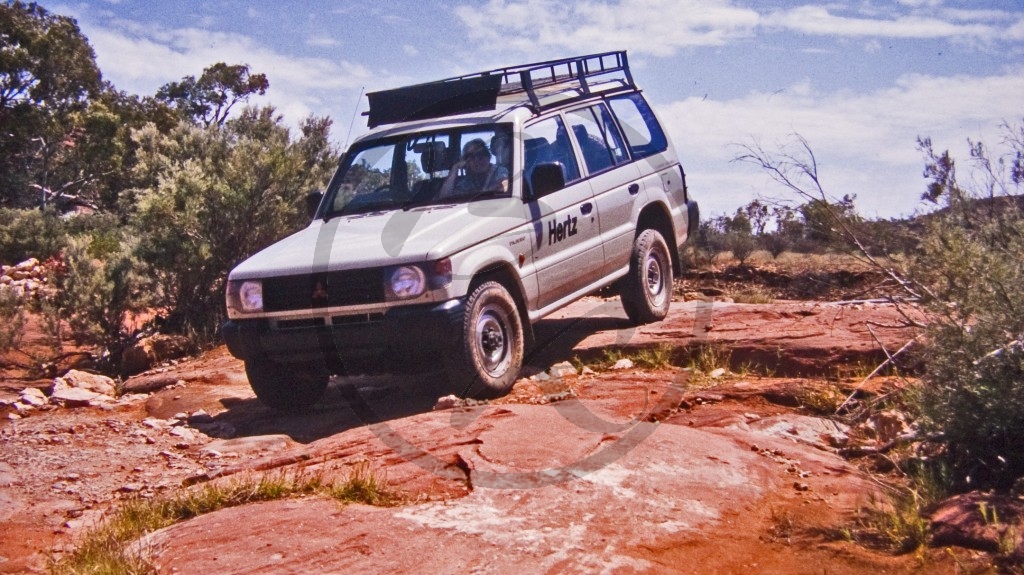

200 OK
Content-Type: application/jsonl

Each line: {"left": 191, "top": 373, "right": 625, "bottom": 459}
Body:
{"left": 365, "top": 51, "right": 634, "bottom": 128}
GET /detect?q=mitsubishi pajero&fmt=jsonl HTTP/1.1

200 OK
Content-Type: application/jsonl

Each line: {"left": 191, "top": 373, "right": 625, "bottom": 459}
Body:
{"left": 222, "top": 51, "right": 699, "bottom": 410}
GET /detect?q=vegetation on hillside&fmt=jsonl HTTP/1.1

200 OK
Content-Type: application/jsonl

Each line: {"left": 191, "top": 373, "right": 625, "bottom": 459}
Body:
{"left": 0, "top": 1, "right": 339, "bottom": 370}
{"left": 736, "top": 124, "right": 1024, "bottom": 499}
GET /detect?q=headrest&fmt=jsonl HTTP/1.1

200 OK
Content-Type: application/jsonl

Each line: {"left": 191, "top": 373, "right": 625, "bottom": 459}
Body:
{"left": 523, "top": 137, "right": 550, "bottom": 166}
{"left": 415, "top": 141, "right": 448, "bottom": 173}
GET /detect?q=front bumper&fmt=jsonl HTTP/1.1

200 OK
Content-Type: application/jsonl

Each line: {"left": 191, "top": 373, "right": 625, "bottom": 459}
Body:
{"left": 222, "top": 299, "right": 465, "bottom": 374}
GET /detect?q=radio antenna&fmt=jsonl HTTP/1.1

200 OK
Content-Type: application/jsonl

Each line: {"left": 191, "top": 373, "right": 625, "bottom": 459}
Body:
{"left": 342, "top": 87, "right": 365, "bottom": 151}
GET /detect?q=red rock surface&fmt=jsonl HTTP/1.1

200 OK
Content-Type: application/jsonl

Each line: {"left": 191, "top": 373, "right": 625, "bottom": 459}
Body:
{"left": 0, "top": 298, "right": 993, "bottom": 574}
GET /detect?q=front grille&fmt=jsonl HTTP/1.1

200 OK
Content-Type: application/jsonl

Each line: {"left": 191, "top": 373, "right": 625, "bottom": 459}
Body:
{"left": 262, "top": 269, "right": 384, "bottom": 312}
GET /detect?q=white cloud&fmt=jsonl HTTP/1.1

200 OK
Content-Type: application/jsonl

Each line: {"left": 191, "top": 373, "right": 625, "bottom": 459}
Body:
{"left": 455, "top": 0, "right": 1020, "bottom": 58}
{"left": 454, "top": 0, "right": 760, "bottom": 57}
{"left": 762, "top": 6, "right": 996, "bottom": 39}
{"left": 306, "top": 36, "right": 340, "bottom": 48}
{"left": 659, "top": 68, "right": 1024, "bottom": 218}
{"left": 897, "top": 0, "right": 943, "bottom": 8}
{"left": 68, "top": 15, "right": 405, "bottom": 140}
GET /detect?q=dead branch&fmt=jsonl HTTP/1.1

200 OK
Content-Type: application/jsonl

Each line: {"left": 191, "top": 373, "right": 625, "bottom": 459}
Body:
{"left": 834, "top": 335, "right": 921, "bottom": 415}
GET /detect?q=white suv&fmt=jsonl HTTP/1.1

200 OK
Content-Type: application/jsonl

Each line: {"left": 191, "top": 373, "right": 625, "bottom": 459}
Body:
{"left": 223, "top": 51, "right": 699, "bottom": 411}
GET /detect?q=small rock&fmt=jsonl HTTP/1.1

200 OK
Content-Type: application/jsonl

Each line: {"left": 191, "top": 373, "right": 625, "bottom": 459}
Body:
{"left": 433, "top": 395, "right": 461, "bottom": 411}
{"left": 683, "top": 291, "right": 711, "bottom": 302}
{"left": 142, "top": 417, "right": 171, "bottom": 430}
{"left": 548, "top": 361, "right": 577, "bottom": 379}
{"left": 709, "top": 368, "right": 727, "bottom": 379}
{"left": 581, "top": 366, "right": 596, "bottom": 375}
{"left": 794, "top": 482, "right": 810, "bottom": 492}
{"left": 19, "top": 386, "right": 48, "bottom": 405}
{"left": 188, "top": 410, "right": 215, "bottom": 424}
{"left": 867, "top": 410, "right": 910, "bottom": 444}
{"left": 612, "top": 358, "right": 634, "bottom": 370}
{"left": 168, "top": 427, "right": 197, "bottom": 441}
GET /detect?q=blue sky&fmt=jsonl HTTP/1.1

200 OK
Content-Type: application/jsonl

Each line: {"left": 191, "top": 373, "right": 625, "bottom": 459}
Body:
{"left": 55, "top": 0, "right": 1024, "bottom": 219}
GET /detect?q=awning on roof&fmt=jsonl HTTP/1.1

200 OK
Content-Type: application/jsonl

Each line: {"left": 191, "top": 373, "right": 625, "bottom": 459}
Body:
{"left": 365, "top": 75, "right": 503, "bottom": 129}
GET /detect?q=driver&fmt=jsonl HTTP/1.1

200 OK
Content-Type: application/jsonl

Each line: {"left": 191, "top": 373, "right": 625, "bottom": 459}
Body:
{"left": 439, "top": 138, "right": 509, "bottom": 198}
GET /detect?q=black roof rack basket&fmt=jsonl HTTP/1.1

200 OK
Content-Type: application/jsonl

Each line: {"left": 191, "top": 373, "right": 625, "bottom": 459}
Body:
{"left": 365, "top": 51, "right": 634, "bottom": 128}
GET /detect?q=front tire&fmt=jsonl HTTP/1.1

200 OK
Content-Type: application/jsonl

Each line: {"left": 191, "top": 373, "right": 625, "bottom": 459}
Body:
{"left": 446, "top": 281, "right": 524, "bottom": 399}
{"left": 245, "top": 358, "right": 328, "bottom": 412}
{"left": 621, "top": 228, "right": 673, "bottom": 324}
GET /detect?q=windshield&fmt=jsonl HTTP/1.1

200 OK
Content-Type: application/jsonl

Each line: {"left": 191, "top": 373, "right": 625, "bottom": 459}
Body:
{"left": 323, "top": 123, "right": 514, "bottom": 217}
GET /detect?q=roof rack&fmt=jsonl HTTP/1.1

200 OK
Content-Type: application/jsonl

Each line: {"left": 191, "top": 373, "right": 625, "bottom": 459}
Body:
{"left": 365, "top": 51, "right": 635, "bottom": 128}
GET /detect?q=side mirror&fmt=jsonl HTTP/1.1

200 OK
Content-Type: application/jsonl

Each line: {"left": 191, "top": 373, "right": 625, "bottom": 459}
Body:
{"left": 529, "top": 162, "right": 566, "bottom": 199}
{"left": 305, "top": 190, "right": 324, "bottom": 219}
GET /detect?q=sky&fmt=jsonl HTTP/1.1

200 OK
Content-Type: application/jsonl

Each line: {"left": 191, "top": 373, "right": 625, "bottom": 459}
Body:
{"left": 52, "top": 0, "right": 1024, "bottom": 220}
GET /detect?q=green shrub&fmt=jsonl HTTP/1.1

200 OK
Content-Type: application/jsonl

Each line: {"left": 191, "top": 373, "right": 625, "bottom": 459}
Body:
{"left": 0, "top": 207, "right": 66, "bottom": 265}
{"left": 49, "top": 234, "right": 150, "bottom": 365}
{"left": 129, "top": 109, "right": 336, "bottom": 342}
{"left": 911, "top": 125, "right": 1024, "bottom": 490}
{"left": 0, "top": 288, "right": 26, "bottom": 355}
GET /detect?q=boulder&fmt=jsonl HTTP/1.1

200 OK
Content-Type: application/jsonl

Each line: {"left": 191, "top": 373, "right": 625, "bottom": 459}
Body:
{"left": 930, "top": 492, "right": 1024, "bottom": 556}
{"left": 121, "top": 334, "right": 192, "bottom": 375}
{"left": 49, "top": 387, "right": 110, "bottom": 408}
{"left": 50, "top": 370, "right": 117, "bottom": 397}
{"left": 19, "top": 388, "right": 48, "bottom": 407}
{"left": 14, "top": 258, "right": 39, "bottom": 272}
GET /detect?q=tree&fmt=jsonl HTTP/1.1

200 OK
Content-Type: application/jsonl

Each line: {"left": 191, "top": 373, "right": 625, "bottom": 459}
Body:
{"left": 130, "top": 106, "right": 338, "bottom": 340}
{"left": 0, "top": 1, "right": 102, "bottom": 207}
{"left": 156, "top": 63, "right": 269, "bottom": 128}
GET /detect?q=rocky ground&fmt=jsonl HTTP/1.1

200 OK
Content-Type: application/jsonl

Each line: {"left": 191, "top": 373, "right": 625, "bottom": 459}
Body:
{"left": 1, "top": 273, "right": 1021, "bottom": 573}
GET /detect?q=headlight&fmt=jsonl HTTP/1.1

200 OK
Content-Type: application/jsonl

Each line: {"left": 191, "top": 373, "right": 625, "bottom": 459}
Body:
{"left": 386, "top": 266, "right": 426, "bottom": 299}
{"left": 227, "top": 280, "right": 263, "bottom": 313}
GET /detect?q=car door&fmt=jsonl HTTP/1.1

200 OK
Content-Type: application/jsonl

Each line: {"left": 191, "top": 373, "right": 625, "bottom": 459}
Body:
{"left": 522, "top": 115, "right": 601, "bottom": 311}
{"left": 565, "top": 102, "right": 643, "bottom": 278}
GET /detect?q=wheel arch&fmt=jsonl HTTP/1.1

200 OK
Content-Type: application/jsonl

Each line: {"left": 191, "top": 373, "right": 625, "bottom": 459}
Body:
{"left": 467, "top": 261, "right": 535, "bottom": 349}
{"left": 636, "top": 201, "right": 680, "bottom": 275}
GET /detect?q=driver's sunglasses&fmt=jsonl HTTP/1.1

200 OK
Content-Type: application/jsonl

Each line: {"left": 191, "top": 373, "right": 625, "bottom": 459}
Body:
{"left": 469, "top": 149, "right": 490, "bottom": 160}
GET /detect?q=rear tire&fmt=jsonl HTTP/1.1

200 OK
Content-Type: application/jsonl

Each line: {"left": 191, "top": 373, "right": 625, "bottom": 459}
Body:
{"left": 621, "top": 228, "right": 673, "bottom": 325}
{"left": 245, "top": 358, "right": 328, "bottom": 412}
{"left": 445, "top": 281, "right": 524, "bottom": 399}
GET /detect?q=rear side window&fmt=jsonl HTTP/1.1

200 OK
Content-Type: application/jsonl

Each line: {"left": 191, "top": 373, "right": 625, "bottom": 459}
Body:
{"left": 522, "top": 116, "right": 581, "bottom": 190}
{"left": 566, "top": 104, "right": 629, "bottom": 175}
{"left": 608, "top": 93, "right": 668, "bottom": 159}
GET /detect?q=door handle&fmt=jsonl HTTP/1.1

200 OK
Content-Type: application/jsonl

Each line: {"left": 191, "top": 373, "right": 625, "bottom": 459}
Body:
{"left": 581, "top": 202, "right": 593, "bottom": 215}
{"left": 628, "top": 183, "right": 640, "bottom": 195}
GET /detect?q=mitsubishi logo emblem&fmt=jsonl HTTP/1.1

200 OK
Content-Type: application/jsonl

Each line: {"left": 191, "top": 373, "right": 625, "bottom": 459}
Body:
{"left": 311, "top": 281, "right": 328, "bottom": 303}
